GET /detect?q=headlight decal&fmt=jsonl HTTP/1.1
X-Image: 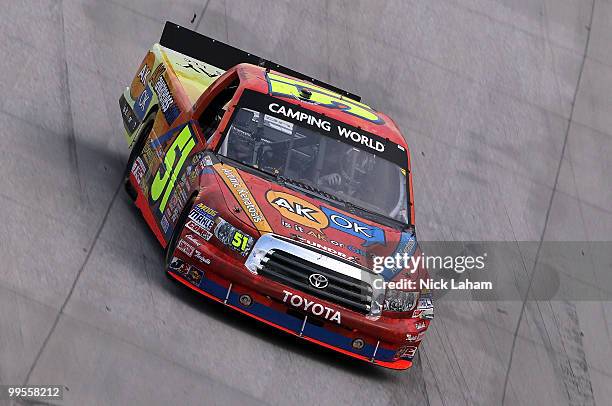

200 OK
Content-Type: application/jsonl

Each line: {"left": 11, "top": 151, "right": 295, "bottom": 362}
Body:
{"left": 383, "top": 290, "right": 418, "bottom": 312}
{"left": 214, "top": 218, "right": 254, "bottom": 256}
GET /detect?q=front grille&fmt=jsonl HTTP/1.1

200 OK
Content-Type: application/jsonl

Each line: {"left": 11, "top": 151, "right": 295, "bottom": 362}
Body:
{"left": 258, "top": 250, "right": 373, "bottom": 314}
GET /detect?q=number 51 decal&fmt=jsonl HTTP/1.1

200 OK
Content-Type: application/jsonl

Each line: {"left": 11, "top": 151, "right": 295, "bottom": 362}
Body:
{"left": 151, "top": 124, "right": 197, "bottom": 213}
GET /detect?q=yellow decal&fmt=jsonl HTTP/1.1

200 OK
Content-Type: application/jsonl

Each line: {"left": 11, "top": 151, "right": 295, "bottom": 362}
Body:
{"left": 213, "top": 164, "right": 273, "bottom": 233}
{"left": 266, "top": 72, "right": 384, "bottom": 124}
{"left": 266, "top": 191, "right": 329, "bottom": 232}
{"left": 162, "top": 48, "right": 226, "bottom": 105}
{"left": 151, "top": 125, "right": 196, "bottom": 213}
{"left": 231, "top": 230, "right": 251, "bottom": 252}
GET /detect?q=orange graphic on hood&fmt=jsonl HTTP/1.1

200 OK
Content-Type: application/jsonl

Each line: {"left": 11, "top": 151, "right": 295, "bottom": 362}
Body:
{"left": 266, "top": 191, "right": 329, "bottom": 232}
{"left": 213, "top": 164, "right": 273, "bottom": 234}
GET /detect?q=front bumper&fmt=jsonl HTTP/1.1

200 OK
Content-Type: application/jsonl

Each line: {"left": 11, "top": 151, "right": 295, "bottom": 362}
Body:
{"left": 168, "top": 238, "right": 429, "bottom": 370}
{"left": 168, "top": 269, "right": 414, "bottom": 369}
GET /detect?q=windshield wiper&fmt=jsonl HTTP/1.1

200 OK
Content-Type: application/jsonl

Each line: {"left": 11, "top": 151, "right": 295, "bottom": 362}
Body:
{"left": 277, "top": 176, "right": 342, "bottom": 205}
{"left": 218, "top": 159, "right": 411, "bottom": 231}
{"left": 278, "top": 176, "right": 410, "bottom": 231}
{"left": 342, "top": 200, "right": 411, "bottom": 231}
{"left": 218, "top": 155, "right": 279, "bottom": 181}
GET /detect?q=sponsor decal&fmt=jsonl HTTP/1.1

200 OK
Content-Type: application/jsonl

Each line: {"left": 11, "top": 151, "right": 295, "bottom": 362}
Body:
{"left": 160, "top": 214, "right": 170, "bottom": 233}
{"left": 184, "top": 234, "right": 202, "bottom": 247}
{"left": 266, "top": 191, "right": 328, "bottom": 232}
{"left": 320, "top": 206, "right": 385, "bottom": 247}
{"left": 189, "top": 167, "right": 198, "bottom": 185}
{"left": 179, "top": 56, "right": 223, "bottom": 78}
{"left": 194, "top": 250, "right": 211, "bottom": 265}
{"left": 188, "top": 203, "right": 216, "bottom": 230}
{"left": 186, "top": 265, "right": 204, "bottom": 287}
{"left": 194, "top": 203, "right": 217, "bottom": 217}
{"left": 168, "top": 257, "right": 203, "bottom": 286}
{"left": 131, "top": 156, "right": 147, "bottom": 186}
{"left": 119, "top": 94, "right": 139, "bottom": 135}
{"left": 141, "top": 181, "right": 150, "bottom": 199}
{"left": 186, "top": 152, "right": 214, "bottom": 183}
{"left": 168, "top": 257, "right": 188, "bottom": 275}
{"left": 267, "top": 102, "right": 384, "bottom": 152}
{"left": 130, "top": 51, "right": 154, "bottom": 100}
{"left": 141, "top": 142, "right": 157, "bottom": 168}
{"left": 185, "top": 220, "right": 213, "bottom": 241}
{"left": 396, "top": 345, "right": 417, "bottom": 359}
{"left": 380, "top": 232, "right": 417, "bottom": 280}
{"left": 137, "top": 64, "right": 151, "bottom": 85}
{"left": 346, "top": 244, "right": 376, "bottom": 261}
{"left": 415, "top": 321, "right": 427, "bottom": 331}
{"left": 214, "top": 218, "right": 254, "bottom": 256}
{"left": 291, "top": 234, "right": 358, "bottom": 263}
{"left": 150, "top": 125, "right": 197, "bottom": 214}
{"left": 266, "top": 72, "right": 384, "bottom": 125}
{"left": 177, "top": 239, "right": 195, "bottom": 257}
{"left": 153, "top": 75, "right": 180, "bottom": 125}
{"left": 165, "top": 178, "right": 189, "bottom": 224}
{"left": 281, "top": 218, "right": 345, "bottom": 245}
{"left": 282, "top": 290, "right": 341, "bottom": 324}
{"left": 134, "top": 85, "right": 152, "bottom": 120}
{"left": 406, "top": 332, "right": 425, "bottom": 342}
{"left": 415, "top": 292, "right": 434, "bottom": 320}
{"left": 213, "top": 164, "right": 273, "bottom": 233}
{"left": 203, "top": 155, "right": 213, "bottom": 167}
{"left": 150, "top": 63, "right": 165, "bottom": 85}
{"left": 417, "top": 295, "right": 433, "bottom": 309}
{"left": 237, "top": 90, "right": 408, "bottom": 168}
{"left": 165, "top": 192, "right": 181, "bottom": 224}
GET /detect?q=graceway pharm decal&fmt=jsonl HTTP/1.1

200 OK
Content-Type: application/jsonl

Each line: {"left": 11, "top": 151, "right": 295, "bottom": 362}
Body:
{"left": 213, "top": 164, "right": 273, "bottom": 233}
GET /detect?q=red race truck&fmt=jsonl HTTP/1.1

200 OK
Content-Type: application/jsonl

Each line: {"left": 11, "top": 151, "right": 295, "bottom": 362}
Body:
{"left": 119, "top": 22, "right": 433, "bottom": 369}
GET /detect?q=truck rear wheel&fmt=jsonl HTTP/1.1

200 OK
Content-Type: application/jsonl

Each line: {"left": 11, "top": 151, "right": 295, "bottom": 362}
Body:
{"left": 124, "top": 111, "right": 156, "bottom": 201}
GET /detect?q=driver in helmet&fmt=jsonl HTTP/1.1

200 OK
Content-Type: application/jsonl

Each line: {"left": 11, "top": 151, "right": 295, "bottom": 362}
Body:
{"left": 318, "top": 146, "right": 375, "bottom": 196}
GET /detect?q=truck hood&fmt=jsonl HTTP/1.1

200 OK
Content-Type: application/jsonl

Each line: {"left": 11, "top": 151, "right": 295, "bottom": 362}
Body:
{"left": 210, "top": 162, "right": 416, "bottom": 279}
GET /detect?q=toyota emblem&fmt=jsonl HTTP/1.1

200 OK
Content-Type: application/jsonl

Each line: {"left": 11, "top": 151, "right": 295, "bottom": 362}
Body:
{"left": 309, "top": 273, "right": 329, "bottom": 289}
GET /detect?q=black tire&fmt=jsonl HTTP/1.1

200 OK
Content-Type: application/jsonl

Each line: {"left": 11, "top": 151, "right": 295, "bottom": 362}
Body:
{"left": 124, "top": 111, "right": 156, "bottom": 201}
{"left": 164, "top": 194, "right": 197, "bottom": 268}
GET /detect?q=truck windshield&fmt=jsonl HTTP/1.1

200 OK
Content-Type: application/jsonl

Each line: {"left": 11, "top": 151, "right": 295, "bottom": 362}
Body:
{"left": 218, "top": 107, "right": 409, "bottom": 224}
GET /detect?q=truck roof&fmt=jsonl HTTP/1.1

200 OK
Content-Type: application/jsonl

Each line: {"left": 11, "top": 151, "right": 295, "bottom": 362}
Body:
{"left": 234, "top": 64, "right": 409, "bottom": 150}
{"left": 159, "top": 21, "right": 409, "bottom": 151}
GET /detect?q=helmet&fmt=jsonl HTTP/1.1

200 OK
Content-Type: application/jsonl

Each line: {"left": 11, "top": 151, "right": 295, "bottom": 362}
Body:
{"left": 341, "top": 148, "right": 376, "bottom": 190}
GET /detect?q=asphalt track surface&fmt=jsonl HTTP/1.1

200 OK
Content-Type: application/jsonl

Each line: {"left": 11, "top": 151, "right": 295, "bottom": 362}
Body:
{"left": 1, "top": 1, "right": 611, "bottom": 405}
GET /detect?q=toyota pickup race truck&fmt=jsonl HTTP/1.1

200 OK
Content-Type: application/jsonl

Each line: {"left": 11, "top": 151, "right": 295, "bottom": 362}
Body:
{"left": 119, "top": 22, "right": 433, "bottom": 370}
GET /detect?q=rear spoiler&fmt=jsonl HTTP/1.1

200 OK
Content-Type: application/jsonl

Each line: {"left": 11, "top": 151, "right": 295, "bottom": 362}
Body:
{"left": 159, "top": 21, "right": 361, "bottom": 102}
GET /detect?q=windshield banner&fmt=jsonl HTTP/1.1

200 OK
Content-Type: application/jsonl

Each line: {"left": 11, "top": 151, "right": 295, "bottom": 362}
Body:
{"left": 235, "top": 90, "right": 408, "bottom": 168}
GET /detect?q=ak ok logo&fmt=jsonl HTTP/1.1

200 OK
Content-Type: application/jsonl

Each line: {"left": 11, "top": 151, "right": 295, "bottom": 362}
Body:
{"left": 321, "top": 206, "right": 385, "bottom": 247}
{"left": 266, "top": 191, "right": 329, "bottom": 232}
